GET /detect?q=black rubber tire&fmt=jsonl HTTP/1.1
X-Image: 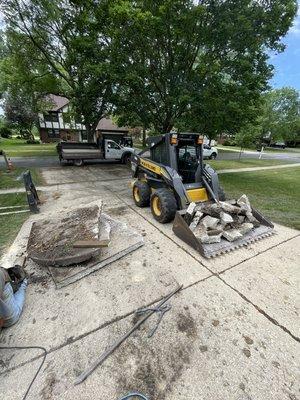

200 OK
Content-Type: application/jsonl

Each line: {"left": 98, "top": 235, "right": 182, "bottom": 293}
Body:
{"left": 209, "top": 152, "right": 217, "bottom": 160}
{"left": 133, "top": 181, "right": 151, "bottom": 207}
{"left": 218, "top": 186, "right": 226, "bottom": 201}
{"left": 150, "top": 188, "right": 177, "bottom": 223}
{"left": 73, "top": 159, "right": 84, "bottom": 167}
{"left": 122, "top": 152, "right": 132, "bottom": 166}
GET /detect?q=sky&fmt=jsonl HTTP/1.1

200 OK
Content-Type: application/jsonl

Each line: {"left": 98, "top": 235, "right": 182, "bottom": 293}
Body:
{"left": 269, "top": 2, "right": 300, "bottom": 90}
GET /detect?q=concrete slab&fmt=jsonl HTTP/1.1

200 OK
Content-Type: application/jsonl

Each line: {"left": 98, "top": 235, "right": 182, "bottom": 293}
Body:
{"left": 1, "top": 278, "right": 299, "bottom": 400}
{"left": 0, "top": 201, "right": 210, "bottom": 352}
{"left": 222, "top": 236, "right": 300, "bottom": 339}
{"left": 42, "top": 164, "right": 130, "bottom": 186}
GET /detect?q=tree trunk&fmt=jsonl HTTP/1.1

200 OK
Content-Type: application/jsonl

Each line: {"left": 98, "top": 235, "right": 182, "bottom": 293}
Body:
{"left": 142, "top": 126, "right": 146, "bottom": 147}
{"left": 163, "top": 121, "right": 173, "bottom": 133}
{"left": 239, "top": 147, "right": 243, "bottom": 160}
{"left": 85, "top": 123, "right": 94, "bottom": 143}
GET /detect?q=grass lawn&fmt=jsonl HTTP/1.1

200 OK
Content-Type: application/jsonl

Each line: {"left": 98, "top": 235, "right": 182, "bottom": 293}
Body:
{"left": 208, "top": 158, "right": 292, "bottom": 171}
{"left": 0, "top": 192, "right": 29, "bottom": 257}
{"left": 0, "top": 137, "right": 57, "bottom": 157}
{"left": 217, "top": 144, "right": 300, "bottom": 154}
{"left": 0, "top": 167, "right": 45, "bottom": 189}
{"left": 219, "top": 167, "right": 300, "bottom": 230}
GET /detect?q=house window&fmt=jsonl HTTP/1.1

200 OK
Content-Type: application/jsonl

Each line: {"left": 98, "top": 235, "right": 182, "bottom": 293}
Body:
{"left": 48, "top": 129, "right": 60, "bottom": 138}
{"left": 80, "top": 130, "right": 88, "bottom": 141}
{"left": 44, "top": 112, "right": 59, "bottom": 123}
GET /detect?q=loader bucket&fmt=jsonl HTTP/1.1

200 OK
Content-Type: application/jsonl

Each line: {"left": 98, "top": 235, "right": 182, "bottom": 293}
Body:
{"left": 172, "top": 208, "right": 274, "bottom": 258}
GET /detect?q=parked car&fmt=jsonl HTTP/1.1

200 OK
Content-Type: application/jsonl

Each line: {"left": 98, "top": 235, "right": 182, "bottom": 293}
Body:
{"left": 203, "top": 144, "right": 218, "bottom": 159}
{"left": 270, "top": 142, "right": 286, "bottom": 149}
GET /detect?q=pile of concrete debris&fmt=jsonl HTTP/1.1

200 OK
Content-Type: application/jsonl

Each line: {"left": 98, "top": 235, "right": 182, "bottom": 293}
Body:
{"left": 185, "top": 194, "right": 260, "bottom": 244}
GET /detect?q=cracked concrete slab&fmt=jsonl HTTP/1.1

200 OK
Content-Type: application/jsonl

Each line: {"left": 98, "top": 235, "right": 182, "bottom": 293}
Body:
{"left": 0, "top": 202, "right": 210, "bottom": 352}
{"left": 222, "top": 235, "right": 300, "bottom": 339}
{"left": 1, "top": 164, "right": 299, "bottom": 400}
{"left": 1, "top": 278, "right": 299, "bottom": 400}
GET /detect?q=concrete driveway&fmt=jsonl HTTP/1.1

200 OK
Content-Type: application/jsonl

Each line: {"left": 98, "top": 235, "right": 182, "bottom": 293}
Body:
{"left": 1, "top": 164, "right": 299, "bottom": 400}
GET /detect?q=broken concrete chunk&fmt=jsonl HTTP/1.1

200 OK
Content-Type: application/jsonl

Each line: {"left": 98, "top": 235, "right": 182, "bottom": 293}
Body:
{"left": 99, "top": 219, "right": 111, "bottom": 246}
{"left": 237, "top": 194, "right": 251, "bottom": 211}
{"left": 193, "top": 224, "right": 207, "bottom": 239}
{"left": 186, "top": 202, "right": 197, "bottom": 216}
{"left": 222, "top": 229, "right": 243, "bottom": 242}
{"left": 225, "top": 199, "right": 237, "bottom": 205}
{"left": 189, "top": 211, "right": 204, "bottom": 231}
{"left": 220, "top": 211, "right": 234, "bottom": 225}
{"left": 207, "top": 228, "right": 224, "bottom": 236}
{"left": 201, "top": 215, "right": 220, "bottom": 229}
{"left": 239, "top": 222, "right": 254, "bottom": 235}
{"left": 219, "top": 201, "right": 241, "bottom": 215}
{"left": 184, "top": 202, "right": 197, "bottom": 224}
{"left": 246, "top": 211, "right": 260, "bottom": 227}
{"left": 238, "top": 215, "right": 245, "bottom": 224}
{"left": 200, "top": 233, "right": 222, "bottom": 244}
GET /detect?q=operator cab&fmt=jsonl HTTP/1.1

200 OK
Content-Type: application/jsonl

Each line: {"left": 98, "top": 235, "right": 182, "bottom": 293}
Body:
{"left": 147, "top": 132, "right": 203, "bottom": 184}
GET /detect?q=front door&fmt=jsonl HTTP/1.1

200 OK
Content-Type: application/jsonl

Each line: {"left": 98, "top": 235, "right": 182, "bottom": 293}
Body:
{"left": 105, "top": 140, "right": 123, "bottom": 159}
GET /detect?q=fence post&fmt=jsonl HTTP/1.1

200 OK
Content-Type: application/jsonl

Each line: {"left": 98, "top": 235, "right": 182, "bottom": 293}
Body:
{"left": 23, "top": 170, "right": 40, "bottom": 213}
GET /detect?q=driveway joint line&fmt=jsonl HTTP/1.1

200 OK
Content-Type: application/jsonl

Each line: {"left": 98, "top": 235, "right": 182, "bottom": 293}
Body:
{"left": 107, "top": 188, "right": 300, "bottom": 344}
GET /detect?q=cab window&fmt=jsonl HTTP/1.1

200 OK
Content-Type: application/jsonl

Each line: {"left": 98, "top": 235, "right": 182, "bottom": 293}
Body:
{"left": 107, "top": 141, "right": 120, "bottom": 149}
{"left": 151, "top": 143, "right": 169, "bottom": 164}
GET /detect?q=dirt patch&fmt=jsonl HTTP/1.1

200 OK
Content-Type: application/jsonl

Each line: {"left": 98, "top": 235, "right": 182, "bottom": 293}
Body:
{"left": 176, "top": 309, "right": 198, "bottom": 338}
{"left": 39, "top": 372, "right": 57, "bottom": 400}
{"left": 27, "top": 205, "right": 102, "bottom": 266}
{"left": 106, "top": 206, "right": 128, "bottom": 216}
{"left": 114, "top": 337, "right": 194, "bottom": 399}
{"left": 112, "top": 310, "right": 198, "bottom": 399}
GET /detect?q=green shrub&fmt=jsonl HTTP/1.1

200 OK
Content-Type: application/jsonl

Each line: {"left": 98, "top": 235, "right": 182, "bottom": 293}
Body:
{"left": 0, "top": 127, "right": 13, "bottom": 138}
{"left": 223, "top": 139, "right": 236, "bottom": 146}
{"left": 26, "top": 139, "right": 40, "bottom": 144}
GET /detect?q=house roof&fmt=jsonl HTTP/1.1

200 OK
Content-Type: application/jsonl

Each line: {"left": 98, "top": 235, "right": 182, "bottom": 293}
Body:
{"left": 46, "top": 94, "right": 69, "bottom": 111}
{"left": 96, "top": 118, "right": 128, "bottom": 132}
{"left": 45, "top": 94, "right": 128, "bottom": 132}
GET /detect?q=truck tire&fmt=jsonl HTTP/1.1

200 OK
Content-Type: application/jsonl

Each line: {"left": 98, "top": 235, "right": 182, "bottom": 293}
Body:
{"left": 133, "top": 181, "right": 151, "bottom": 207}
{"left": 209, "top": 152, "right": 217, "bottom": 159}
{"left": 73, "top": 159, "right": 84, "bottom": 167}
{"left": 150, "top": 188, "right": 177, "bottom": 223}
{"left": 122, "top": 152, "right": 132, "bottom": 166}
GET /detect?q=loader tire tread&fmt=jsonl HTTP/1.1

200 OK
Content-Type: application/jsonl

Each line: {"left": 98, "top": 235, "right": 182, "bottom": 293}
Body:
{"left": 133, "top": 181, "right": 151, "bottom": 207}
{"left": 150, "top": 188, "right": 177, "bottom": 223}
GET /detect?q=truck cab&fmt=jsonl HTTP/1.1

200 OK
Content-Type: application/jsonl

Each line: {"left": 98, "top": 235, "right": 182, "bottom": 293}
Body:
{"left": 57, "top": 133, "right": 134, "bottom": 166}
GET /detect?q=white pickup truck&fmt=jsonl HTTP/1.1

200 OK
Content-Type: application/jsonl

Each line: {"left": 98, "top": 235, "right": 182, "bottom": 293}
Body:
{"left": 57, "top": 137, "right": 135, "bottom": 166}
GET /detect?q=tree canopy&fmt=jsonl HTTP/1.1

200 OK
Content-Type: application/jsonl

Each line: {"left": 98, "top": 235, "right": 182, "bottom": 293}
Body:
{"left": 0, "top": 0, "right": 298, "bottom": 141}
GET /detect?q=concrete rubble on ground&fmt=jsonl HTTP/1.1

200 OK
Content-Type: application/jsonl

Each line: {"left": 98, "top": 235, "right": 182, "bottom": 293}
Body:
{"left": 186, "top": 194, "right": 260, "bottom": 244}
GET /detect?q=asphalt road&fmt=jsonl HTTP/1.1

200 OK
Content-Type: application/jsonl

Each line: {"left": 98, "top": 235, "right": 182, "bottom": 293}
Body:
{"left": 0, "top": 149, "right": 299, "bottom": 168}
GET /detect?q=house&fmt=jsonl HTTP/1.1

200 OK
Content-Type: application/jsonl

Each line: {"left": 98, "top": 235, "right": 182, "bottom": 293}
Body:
{"left": 38, "top": 95, "right": 129, "bottom": 143}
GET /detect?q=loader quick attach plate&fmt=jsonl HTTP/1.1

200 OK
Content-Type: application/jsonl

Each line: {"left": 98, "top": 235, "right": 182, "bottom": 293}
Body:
{"left": 172, "top": 209, "right": 274, "bottom": 258}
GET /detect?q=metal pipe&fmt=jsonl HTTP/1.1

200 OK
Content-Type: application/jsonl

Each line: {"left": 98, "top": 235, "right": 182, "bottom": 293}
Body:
{"left": 74, "top": 285, "right": 183, "bottom": 385}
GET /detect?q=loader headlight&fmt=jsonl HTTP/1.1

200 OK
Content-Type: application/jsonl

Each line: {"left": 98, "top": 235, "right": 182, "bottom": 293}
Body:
{"left": 170, "top": 134, "right": 178, "bottom": 145}
{"left": 197, "top": 135, "right": 204, "bottom": 144}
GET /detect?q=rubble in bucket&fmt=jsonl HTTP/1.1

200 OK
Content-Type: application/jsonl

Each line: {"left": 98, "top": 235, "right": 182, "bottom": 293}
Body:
{"left": 184, "top": 195, "right": 260, "bottom": 244}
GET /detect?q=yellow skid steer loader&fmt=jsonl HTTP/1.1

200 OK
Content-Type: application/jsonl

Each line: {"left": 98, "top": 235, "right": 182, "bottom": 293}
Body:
{"left": 131, "top": 133, "right": 273, "bottom": 258}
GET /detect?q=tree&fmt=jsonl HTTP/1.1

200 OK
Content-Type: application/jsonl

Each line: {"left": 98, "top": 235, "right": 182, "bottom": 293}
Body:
{"left": 260, "top": 87, "right": 300, "bottom": 145}
{"left": 1, "top": 0, "right": 115, "bottom": 142}
{"left": 0, "top": 28, "right": 60, "bottom": 138}
{"left": 112, "top": 0, "right": 296, "bottom": 134}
